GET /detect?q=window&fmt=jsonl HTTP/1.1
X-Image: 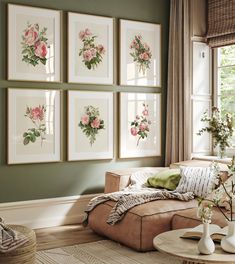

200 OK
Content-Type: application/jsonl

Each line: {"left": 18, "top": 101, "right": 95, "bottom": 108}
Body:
{"left": 215, "top": 45, "right": 235, "bottom": 148}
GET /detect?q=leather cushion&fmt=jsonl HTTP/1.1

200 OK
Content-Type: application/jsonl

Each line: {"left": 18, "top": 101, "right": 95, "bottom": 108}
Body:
{"left": 88, "top": 199, "right": 197, "bottom": 251}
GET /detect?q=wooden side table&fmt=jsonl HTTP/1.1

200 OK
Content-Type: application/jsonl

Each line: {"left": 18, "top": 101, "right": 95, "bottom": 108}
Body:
{"left": 0, "top": 225, "right": 36, "bottom": 264}
{"left": 153, "top": 229, "right": 235, "bottom": 264}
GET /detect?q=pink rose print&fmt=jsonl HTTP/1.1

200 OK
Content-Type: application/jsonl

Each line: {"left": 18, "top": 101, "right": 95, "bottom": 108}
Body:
{"left": 84, "top": 28, "right": 92, "bottom": 37}
{"left": 34, "top": 41, "right": 48, "bottom": 58}
{"left": 83, "top": 50, "right": 94, "bottom": 62}
{"left": 23, "top": 105, "right": 46, "bottom": 147}
{"left": 130, "top": 34, "right": 152, "bottom": 74}
{"left": 21, "top": 23, "right": 49, "bottom": 66}
{"left": 91, "top": 117, "right": 100, "bottom": 129}
{"left": 30, "top": 106, "right": 45, "bottom": 121}
{"left": 130, "top": 103, "right": 151, "bottom": 146}
{"left": 79, "top": 105, "right": 105, "bottom": 145}
{"left": 25, "top": 27, "right": 38, "bottom": 46}
{"left": 79, "top": 31, "right": 86, "bottom": 40}
{"left": 79, "top": 28, "right": 106, "bottom": 70}
{"left": 79, "top": 28, "right": 91, "bottom": 40}
{"left": 81, "top": 115, "right": 89, "bottom": 125}
{"left": 139, "top": 123, "right": 147, "bottom": 132}
{"left": 131, "top": 127, "right": 138, "bottom": 136}
{"left": 139, "top": 52, "right": 150, "bottom": 61}
{"left": 142, "top": 108, "right": 149, "bottom": 116}
{"left": 90, "top": 48, "right": 97, "bottom": 57}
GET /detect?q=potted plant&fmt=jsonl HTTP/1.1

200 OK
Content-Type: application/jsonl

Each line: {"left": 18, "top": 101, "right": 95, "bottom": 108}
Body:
{"left": 197, "top": 107, "right": 233, "bottom": 159}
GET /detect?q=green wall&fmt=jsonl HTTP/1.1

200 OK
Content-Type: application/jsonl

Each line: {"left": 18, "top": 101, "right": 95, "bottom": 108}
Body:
{"left": 0, "top": 0, "right": 170, "bottom": 203}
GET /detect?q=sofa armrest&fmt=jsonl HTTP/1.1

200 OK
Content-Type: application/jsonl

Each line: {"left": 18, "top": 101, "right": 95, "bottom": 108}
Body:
{"left": 104, "top": 167, "right": 166, "bottom": 193}
{"left": 105, "top": 171, "right": 131, "bottom": 193}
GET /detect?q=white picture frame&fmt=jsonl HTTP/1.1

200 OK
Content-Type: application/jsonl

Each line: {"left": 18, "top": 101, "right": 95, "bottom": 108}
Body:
{"left": 68, "top": 12, "right": 113, "bottom": 85}
{"left": 120, "top": 19, "right": 161, "bottom": 87}
{"left": 119, "top": 92, "right": 161, "bottom": 158}
{"left": 68, "top": 90, "right": 113, "bottom": 161}
{"left": 8, "top": 88, "right": 61, "bottom": 164}
{"left": 8, "top": 4, "right": 61, "bottom": 82}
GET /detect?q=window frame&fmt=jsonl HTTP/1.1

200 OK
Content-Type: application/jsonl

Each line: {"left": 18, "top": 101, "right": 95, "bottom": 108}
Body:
{"left": 213, "top": 47, "right": 235, "bottom": 157}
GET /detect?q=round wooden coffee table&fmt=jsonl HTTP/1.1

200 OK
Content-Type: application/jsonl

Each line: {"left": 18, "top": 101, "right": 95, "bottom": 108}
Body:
{"left": 153, "top": 229, "right": 235, "bottom": 264}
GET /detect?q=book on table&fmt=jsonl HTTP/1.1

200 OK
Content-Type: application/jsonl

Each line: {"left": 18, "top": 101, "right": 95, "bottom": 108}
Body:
{"left": 181, "top": 224, "right": 228, "bottom": 243}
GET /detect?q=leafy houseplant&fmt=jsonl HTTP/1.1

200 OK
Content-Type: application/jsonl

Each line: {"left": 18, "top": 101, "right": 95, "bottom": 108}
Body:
{"left": 197, "top": 107, "right": 234, "bottom": 158}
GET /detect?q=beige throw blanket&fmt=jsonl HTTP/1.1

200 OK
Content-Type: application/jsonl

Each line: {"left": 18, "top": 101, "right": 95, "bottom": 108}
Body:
{"left": 0, "top": 218, "right": 28, "bottom": 253}
{"left": 85, "top": 189, "right": 194, "bottom": 225}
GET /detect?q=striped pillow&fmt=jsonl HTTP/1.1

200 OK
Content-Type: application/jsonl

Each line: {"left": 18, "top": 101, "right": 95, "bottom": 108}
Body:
{"left": 175, "top": 166, "right": 216, "bottom": 198}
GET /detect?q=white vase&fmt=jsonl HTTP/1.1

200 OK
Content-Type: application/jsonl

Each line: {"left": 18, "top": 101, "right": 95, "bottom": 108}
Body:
{"left": 221, "top": 221, "right": 235, "bottom": 253}
{"left": 198, "top": 223, "right": 215, "bottom": 255}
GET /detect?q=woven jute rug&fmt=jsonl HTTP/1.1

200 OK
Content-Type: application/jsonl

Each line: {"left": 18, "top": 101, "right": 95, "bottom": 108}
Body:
{"left": 36, "top": 240, "right": 181, "bottom": 264}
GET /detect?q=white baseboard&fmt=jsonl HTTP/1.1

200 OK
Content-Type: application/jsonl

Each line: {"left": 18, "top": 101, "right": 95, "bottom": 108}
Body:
{"left": 0, "top": 193, "right": 99, "bottom": 229}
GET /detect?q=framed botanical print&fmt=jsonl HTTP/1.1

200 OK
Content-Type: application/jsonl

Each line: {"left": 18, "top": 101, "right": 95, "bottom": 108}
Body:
{"left": 119, "top": 92, "right": 161, "bottom": 158}
{"left": 68, "top": 91, "right": 113, "bottom": 161}
{"left": 8, "top": 4, "right": 61, "bottom": 82}
{"left": 8, "top": 88, "right": 61, "bottom": 164}
{"left": 120, "top": 19, "right": 161, "bottom": 87}
{"left": 68, "top": 13, "right": 113, "bottom": 85}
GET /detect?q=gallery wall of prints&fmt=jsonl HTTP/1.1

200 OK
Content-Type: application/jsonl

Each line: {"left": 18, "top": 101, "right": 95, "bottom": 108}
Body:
{"left": 6, "top": 3, "right": 162, "bottom": 164}
{"left": 0, "top": 0, "right": 170, "bottom": 203}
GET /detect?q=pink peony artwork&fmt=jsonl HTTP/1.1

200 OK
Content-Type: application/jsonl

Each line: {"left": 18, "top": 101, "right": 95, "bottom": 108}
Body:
{"left": 21, "top": 22, "right": 49, "bottom": 66}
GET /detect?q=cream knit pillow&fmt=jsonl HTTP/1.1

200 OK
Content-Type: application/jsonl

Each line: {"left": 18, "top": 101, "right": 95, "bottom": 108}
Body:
{"left": 175, "top": 166, "right": 216, "bottom": 198}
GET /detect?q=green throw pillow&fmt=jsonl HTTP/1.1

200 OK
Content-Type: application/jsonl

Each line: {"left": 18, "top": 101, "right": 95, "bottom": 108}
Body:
{"left": 147, "top": 169, "right": 181, "bottom": 190}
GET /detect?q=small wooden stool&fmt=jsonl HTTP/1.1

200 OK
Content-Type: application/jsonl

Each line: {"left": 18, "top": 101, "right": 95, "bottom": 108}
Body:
{"left": 0, "top": 225, "right": 36, "bottom": 264}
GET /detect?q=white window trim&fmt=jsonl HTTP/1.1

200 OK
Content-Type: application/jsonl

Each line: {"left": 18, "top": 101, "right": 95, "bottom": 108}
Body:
{"left": 213, "top": 47, "right": 235, "bottom": 157}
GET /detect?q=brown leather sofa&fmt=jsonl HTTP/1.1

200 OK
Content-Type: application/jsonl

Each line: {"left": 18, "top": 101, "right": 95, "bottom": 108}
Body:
{"left": 88, "top": 161, "right": 229, "bottom": 251}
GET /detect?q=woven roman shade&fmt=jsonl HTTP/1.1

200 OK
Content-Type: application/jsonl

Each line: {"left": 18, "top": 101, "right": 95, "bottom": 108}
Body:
{"left": 207, "top": 0, "right": 235, "bottom": 48}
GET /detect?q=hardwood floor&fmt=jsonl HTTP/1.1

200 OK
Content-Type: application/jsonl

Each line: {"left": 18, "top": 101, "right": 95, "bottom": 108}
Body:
{"left": 35, "top": 224, "right": 104, "bottom": 251}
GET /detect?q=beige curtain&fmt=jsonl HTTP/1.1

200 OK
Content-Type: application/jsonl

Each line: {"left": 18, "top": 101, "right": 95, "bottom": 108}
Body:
{"left": 165, "top": 0, "right": 191, "bottom": 166}
{"left": 207, "top": 0, "right": 235, "bottom": 48}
